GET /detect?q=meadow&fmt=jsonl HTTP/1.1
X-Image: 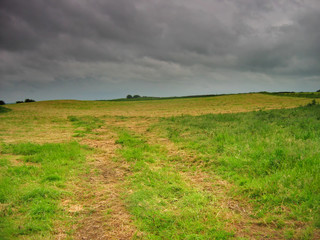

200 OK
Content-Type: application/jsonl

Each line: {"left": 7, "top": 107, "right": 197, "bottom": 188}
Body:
{"left": 0, "top": 93, "right": 319, "bottom": 239}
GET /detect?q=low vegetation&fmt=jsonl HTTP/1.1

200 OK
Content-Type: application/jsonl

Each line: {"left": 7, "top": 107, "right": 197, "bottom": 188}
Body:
{"left": 0, "top": 106, "right": 11, "bottom": 113}
{"left": 0, "top": 142, "right": 89, "bottom": 239}
{"left": 157, "top": 103, "right": 320, "bottom": 229}
{"left": 115, "top": 130, "right": 233, "bottom": 239}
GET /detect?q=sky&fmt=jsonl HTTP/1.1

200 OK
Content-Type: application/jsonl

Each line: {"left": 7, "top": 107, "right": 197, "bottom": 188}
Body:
{"left": 1, "top": 0, "right": 320, "bottom": 102}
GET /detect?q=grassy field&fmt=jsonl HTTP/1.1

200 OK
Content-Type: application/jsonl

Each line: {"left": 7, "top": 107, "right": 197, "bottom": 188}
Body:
{"left": 157, "top": 104, "right": 320, "bottom": 226}
{"left": 0, "top": 93, "right": 319, "bottom": 239}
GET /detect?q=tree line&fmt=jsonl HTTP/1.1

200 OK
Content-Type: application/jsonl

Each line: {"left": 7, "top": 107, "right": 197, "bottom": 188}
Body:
{"left": 126, "top": 94, "right": 141, "bottom": 99}
{"left": 0, "top": 99, "right": 36, "bottom": 105}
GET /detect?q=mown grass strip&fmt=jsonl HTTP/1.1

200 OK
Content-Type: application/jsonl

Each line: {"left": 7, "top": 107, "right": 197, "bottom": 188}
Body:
{"left": 115, "top": 130, "right": 233, "bottom": 239}
{"left": 158, "top": 104, "right": 320, "bottom": 229}
{"left": 0, "top": 142, "right": 90, "bottom": 239}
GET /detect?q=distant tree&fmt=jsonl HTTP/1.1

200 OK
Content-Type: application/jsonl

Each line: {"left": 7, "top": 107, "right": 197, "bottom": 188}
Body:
{"left": 0, "top": 100, "right": 5, "bottom": 105}
{"left": 25, "top": 99, "right": 35, "bottom": 103}
{"left": 133, "top": 95, "right": 141, "bottom": 98}
{"left": 126, "top": 94, "right": 133, "bottom": 99}
{"left": 16, "top": 101, "right": 24, "bottom": 104}
{"left": 317, "top": 89, "right": 320, "bottom": 92}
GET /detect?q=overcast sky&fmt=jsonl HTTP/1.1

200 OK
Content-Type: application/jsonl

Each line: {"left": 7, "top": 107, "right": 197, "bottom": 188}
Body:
{"left": 1, "top": 0, "right": 320, "bottom": 102}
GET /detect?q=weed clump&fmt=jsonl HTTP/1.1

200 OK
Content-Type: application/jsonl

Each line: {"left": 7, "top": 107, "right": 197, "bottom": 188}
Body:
{"left": 307, "top": 99, "right": 317, "bottom": 106}
{"left": 0, "top": 106, "right": 11, "bottom": 113}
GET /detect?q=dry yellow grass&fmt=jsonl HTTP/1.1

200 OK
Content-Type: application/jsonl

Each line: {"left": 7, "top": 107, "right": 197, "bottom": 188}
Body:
{"left": 6, "top": 93, "right": 312, "bottom": 116}
{"left": 0, "top": 93, "right": 311, "bottom": 144}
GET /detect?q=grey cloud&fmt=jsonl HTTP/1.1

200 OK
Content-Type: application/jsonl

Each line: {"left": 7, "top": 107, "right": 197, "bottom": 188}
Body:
{"left": 0, "top": 0, "right": 320, "bottom": 102}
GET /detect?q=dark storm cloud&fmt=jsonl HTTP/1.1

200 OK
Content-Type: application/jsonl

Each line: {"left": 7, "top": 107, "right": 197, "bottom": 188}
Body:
{"left": 1, "top": 0, "right": 320, "bottom": 102}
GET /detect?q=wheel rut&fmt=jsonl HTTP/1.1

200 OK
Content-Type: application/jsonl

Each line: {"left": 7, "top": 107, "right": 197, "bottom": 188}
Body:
{"left": 73, "top": 125, "right": 137, "bottom": 240}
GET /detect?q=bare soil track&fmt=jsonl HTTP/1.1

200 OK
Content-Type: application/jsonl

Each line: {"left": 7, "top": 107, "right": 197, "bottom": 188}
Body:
{"left": 73, "top": 126, "right": 137, "bottom": 239}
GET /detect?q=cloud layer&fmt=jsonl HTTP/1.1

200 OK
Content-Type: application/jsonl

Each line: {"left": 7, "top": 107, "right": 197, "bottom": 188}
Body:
{"left": 1, "top": 0, "right": 320, "bottom": 102}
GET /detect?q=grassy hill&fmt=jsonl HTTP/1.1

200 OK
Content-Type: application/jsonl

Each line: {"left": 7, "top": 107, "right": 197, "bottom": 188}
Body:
{"left": 0, "top": 93, "right": 319, "bottom": 239}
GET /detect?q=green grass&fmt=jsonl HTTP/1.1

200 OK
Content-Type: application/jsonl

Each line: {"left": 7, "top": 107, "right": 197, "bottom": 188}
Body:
{"left": 68, "top": 115, "right": 104, "bottom": 137}
{"left": 115, "top": 130, "right": 233, "bottom": 239}
{"left": 158, "top": 104, "right": 320, "bottom": 228}
{"left": 0, "top": 142, "right": 89, "bottom": 239}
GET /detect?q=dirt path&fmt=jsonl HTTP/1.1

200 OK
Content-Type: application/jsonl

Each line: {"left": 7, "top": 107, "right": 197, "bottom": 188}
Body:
{"left": 72, "top": 125, "right": 137, "bottom": 239}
